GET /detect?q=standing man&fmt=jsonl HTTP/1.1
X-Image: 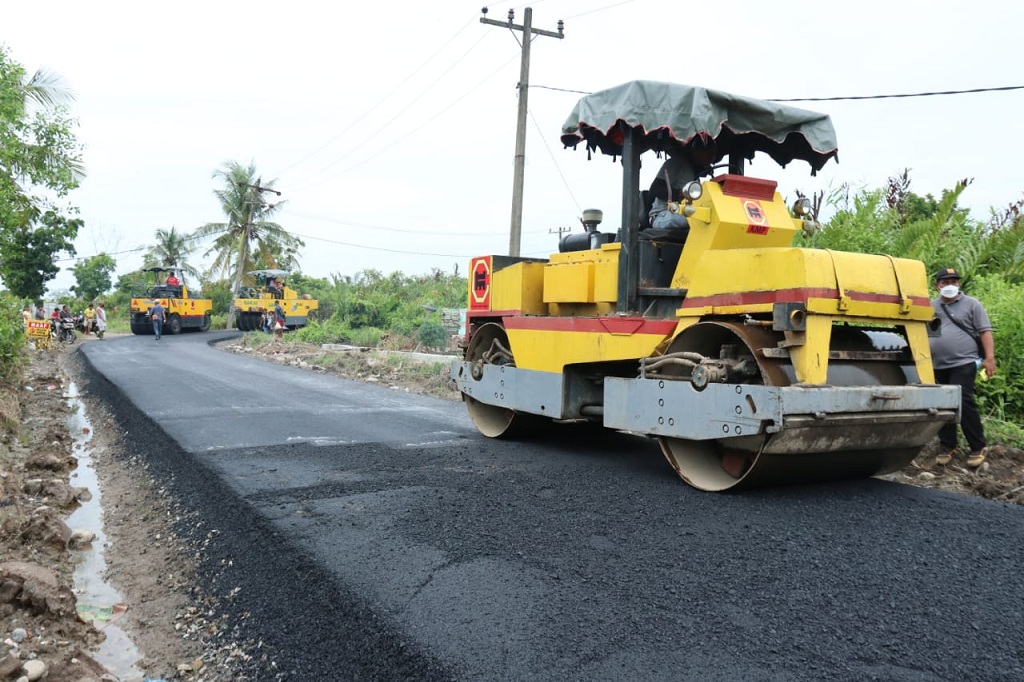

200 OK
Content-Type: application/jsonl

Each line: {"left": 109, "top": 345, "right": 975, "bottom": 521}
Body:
{"left": 273, "top": 300, "right": 286, "bottom": 340}
{"left": 83, "top": 302, "right": 96, "bottom": 335}
{"left": 929, "top": 267, "right": 996, "bottom": 467}
{"left": 151, "top": 300, "right": 167, "bottom": 340}
{"left": 94, "top": 302, "right": 107, "bottom": 340}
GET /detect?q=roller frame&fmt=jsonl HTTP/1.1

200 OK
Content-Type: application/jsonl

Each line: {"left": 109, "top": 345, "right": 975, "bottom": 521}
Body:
{"left": 603, "top": 377, "right": 960, "bottom": 441}
{"left": 452, "top": 359, "right": 960, "bottom": 443}
{"left": 452, "top": 360, "right": 568, "bottom": 419}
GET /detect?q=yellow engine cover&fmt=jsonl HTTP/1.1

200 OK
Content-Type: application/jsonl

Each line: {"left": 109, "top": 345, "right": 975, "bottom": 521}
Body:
{"left": 678, "top": 247, "right": 933, "bottom": 321}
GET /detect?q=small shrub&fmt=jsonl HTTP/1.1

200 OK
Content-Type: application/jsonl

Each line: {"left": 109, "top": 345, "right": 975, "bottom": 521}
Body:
{"left": 417, "top": 321, "right": 447, "bottom": 351}
{"left": 293, "top": 319, "right": 350, "bottom": 345}
{"left": 0, "top": 296, "right": 28, "bottom": 386}
{"left": 349, "top": 327, "right": 385, "bottom": 347}
{"left": 971, "top": 275, "right": 1024, "bottom": 425}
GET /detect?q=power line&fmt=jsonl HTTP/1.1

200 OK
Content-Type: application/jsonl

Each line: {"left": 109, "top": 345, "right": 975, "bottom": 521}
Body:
{"left": 285, "top": 27, "right": 495, "bottom": 191}
{"left": 286, "top": 209, "right": 551, "bottom": 236}
{"left": 769, "top": 84, "right": 1024, "bottom": 102}
{"left": 288, "top": 230, "right": 481, "bottom": 259}
{"left": 527, "top": 107, "right": 581, "bottom": 215}
{"left": 530, "top": 83, "right": 1024, "bottom": 102}
{"left": 288, "top": 50, "right": 520, "bottom": 193}
{"left": 560, "top": 0, "right": 635, "bottom": 21}
{"left": 273, "top": 19, "right": 476, "bottom": 180}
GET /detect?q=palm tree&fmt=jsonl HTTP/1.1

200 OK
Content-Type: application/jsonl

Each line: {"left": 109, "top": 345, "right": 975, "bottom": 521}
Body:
{"left": 191, "top": 160, "right": 304, "bottom": 325}
{"left": 15, "top": 64, "right": 86, "bottom": 183}
{"left": 142, "top": 226, "right": 200, "bottom": 279}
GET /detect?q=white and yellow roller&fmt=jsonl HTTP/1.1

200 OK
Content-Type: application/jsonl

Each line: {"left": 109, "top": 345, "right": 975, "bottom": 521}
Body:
{"left": 452, "top": 82, "right": 960, "bottom": 491}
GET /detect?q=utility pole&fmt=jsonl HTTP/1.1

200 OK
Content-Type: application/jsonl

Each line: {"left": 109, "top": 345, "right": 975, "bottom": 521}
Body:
{"left": 481, "top": 6, "right": 564, "bottom": 257}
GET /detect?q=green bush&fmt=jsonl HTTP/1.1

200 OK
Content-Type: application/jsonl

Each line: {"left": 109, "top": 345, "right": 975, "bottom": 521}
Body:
{"left": 0, "top": 296, "right": 27, "bottom": 384}
{"left": 417, "top": 321, "right": 447, "bottom": 351}
{"left": 317, "top": 268, "right": 467, "bottom": 338}
{"left": 293, "top": 319, "right": 350, "bottom": 345}
{"left": 349, "top": 327, "right": 385, "bottom": 347}
{"left": 290, "top": 319, "right": 384, "bottom": 347}
{"left": 971, "top": 275, "right": 1024, "bottom": 424}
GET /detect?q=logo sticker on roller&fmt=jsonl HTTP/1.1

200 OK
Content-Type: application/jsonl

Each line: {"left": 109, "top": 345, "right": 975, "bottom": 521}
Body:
{"left": 744, "top": 199, "right": 769, "bottom": 235}
{"left": 470, "top": 256, "right": 492, "bottom": 310}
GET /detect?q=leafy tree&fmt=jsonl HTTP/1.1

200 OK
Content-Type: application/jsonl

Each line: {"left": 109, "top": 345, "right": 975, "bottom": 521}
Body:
{"left": 191, "top": 160, "right": 303, "bottom": 325}
{"left": 0, "top": 46, "right": 85, "bottom": 298}
{"left": 71, "top": 253, "right": 116, "bottom": 302}
{"left": 113, "top": 271, "right": 138, "bottom": 295}
{"left": 0, "top": 210, "right": 82, "bottom": 298}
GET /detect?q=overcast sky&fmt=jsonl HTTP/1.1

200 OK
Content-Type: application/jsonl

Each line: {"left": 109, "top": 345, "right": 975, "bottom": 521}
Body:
{"left": 4, "top": 0, "right": 1023, "bottom": 295}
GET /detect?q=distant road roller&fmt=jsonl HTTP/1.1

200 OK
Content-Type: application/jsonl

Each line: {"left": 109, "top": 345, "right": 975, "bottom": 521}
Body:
{"left": 232, "top": 269, "right": 319, "bottom": 331}
{"left": 450, "top": 81, "right": 960, "bottom": 491}
{"left": 129, "top": 267, "right": 212, "bottom": 335}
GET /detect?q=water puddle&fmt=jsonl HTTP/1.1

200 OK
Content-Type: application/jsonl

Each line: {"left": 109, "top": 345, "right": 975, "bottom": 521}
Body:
{"left": 64, "top": 381, "right": 145, "bottom": 680}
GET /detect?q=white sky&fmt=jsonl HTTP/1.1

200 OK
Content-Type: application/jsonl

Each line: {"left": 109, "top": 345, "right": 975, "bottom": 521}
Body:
{"left": 4, "top": 0, "right": 1023, "bottom": 295}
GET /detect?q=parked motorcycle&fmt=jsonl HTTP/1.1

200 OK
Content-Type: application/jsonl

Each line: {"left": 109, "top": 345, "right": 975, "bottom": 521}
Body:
{"left": 52, "top": 319, "right": 76, "bottom": 345}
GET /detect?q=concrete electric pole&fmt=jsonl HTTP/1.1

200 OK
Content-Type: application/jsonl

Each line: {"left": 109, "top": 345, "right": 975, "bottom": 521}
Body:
{"left": 480, "top": 6, "right": 564, "bottom": 257}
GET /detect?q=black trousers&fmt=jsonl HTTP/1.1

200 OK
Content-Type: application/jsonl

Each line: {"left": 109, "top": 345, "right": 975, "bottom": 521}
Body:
{"left": 934, "top": 361, "right": 986, "bottom": 453}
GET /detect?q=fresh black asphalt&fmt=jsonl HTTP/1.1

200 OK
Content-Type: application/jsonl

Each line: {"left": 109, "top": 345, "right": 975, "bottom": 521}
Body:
{"left": 79, "top": 332, "right": 1024, "bottom": 681}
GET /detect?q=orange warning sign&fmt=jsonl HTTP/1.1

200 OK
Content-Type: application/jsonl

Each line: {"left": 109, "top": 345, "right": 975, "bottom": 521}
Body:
{"left": 469, "top": 256, "right": 492, "bottom": 310}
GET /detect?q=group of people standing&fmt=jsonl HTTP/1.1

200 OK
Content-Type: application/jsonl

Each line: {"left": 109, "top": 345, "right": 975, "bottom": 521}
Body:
{"left": 22, "top": 302, "right": 108, "bottom": 339}
{"left": 82, "top": 302, "right": 108, "bottom": 339}
{"left": 259, "top": 300, "right": 287, "bottom": 339}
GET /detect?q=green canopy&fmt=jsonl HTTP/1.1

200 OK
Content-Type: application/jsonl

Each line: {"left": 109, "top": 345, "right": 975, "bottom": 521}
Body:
{"left": 561, "top": 81, "right": 839, "bottom": 174}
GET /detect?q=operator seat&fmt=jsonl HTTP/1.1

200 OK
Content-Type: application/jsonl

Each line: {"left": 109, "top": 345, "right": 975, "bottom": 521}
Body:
{"left": 639, "top": 179, "right": 688, "bottom": 244}
{"left": 639, "top": 189, "right": 654, "bottom": 230}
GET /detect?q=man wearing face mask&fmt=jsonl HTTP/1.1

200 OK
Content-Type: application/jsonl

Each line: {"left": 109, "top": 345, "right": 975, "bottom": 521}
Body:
{"left": 929, "top": 267, "right": 996, "bottom": 467}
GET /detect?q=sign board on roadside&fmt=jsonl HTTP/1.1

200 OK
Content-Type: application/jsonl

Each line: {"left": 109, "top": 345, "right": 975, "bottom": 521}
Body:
{"left": 441, "top": 309, "right": 466, "bottom": 337}
{"left": 25, "top": 320, "right": 50, "bottom": 339}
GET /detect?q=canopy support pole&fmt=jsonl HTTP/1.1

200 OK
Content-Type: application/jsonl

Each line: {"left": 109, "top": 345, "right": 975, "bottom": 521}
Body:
{"left": 618, "top": 125, "right": 641, "bottom": 315}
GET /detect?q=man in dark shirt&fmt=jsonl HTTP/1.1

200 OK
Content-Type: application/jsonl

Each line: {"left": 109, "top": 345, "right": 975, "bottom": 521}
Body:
{"left": 151, "top": 300, "right": 167, "bottom": 340}
{"left": 928, "top": 267, "right": 995, "bottom": 467}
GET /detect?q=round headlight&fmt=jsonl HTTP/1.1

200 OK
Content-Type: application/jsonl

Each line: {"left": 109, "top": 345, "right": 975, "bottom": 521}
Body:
{"left": 684, "top": 181, "right": 703, "bottom": 202}
{"left": 793, "top": 197, "right": 812, "bottom": 217}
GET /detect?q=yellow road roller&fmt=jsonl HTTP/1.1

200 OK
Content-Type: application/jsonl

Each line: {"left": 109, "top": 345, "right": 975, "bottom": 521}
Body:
{"left": 232, "top": 269, "right": 319, "bottom": 331}
{"left": 451, "top": 81, "right": 960, "bottom": 491}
